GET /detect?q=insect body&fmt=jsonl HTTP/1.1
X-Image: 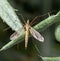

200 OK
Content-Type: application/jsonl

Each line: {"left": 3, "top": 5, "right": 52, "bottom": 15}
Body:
{"left": 10, "top": 20, "right": 44, "bottom": 48}
{"left": 24, "top": 20, "right": 44, "bottom": 48}
{"left": 24, "top": 20, "right": 30, "bottom": 48}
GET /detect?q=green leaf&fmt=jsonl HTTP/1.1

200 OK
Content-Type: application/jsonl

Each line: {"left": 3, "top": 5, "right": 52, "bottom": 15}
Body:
{"left": 42, "top": 57, "right": 60, "bottom": 61}
{"left": 55, "top": 24, "right": 60, "bottom": 42}
{"left": 0, "top": 11, "right": 60, "bottom": 51}
{"left": 0, "top": 0, "right": 23, "bottom": 31}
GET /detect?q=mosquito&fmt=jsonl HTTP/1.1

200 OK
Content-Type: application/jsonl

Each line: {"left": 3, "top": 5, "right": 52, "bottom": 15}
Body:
{"left": 2, "top": 10, "right": 55, "bottom": 50}
{"left": 10, "top": 15, "right": 44, "bottom": 49}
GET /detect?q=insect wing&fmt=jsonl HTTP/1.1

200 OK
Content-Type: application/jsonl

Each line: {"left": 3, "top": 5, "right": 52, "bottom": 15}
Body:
{"left": 10, "top": 28, "right": 25, "bottom": 40}
{"left": 30, "top": 27, "right": 44, "bottom": 42}
{"left": 10, "top": 32, "right": 19, "bottom": 40}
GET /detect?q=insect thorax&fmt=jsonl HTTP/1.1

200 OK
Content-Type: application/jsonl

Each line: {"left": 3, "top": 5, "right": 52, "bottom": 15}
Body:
{"left": 24, "top": 20, "right": 30, "bottom": 30}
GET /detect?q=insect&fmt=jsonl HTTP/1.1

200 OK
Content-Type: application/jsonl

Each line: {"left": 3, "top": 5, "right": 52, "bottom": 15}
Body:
{"left": 10, "top": 18, "right": 44, "bottom": 49}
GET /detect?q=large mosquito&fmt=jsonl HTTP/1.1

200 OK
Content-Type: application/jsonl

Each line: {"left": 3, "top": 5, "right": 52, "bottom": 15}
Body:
{"left": 10, "top": 15, "right": 44, "bottom": 49}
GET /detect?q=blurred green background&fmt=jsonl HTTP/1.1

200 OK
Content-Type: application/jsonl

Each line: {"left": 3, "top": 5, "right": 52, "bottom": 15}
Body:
{"left": 0, "top": 0, "right": 60, "bottom": 61}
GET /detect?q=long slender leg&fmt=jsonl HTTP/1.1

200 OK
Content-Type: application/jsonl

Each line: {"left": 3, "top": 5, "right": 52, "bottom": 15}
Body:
{"left": 3, "top": 27, "right": 10, "bottom": 31}
{"left": 31, "top": 37, "right": 40, "bottom": 54}
{"left": 18, "top": 14, "right": 26, "bottom": 24}
{"left": 30, "top": 10, "right": 55, "bottom": 26}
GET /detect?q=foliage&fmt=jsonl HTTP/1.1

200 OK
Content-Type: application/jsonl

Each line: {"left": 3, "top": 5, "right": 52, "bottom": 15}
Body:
{"left": 0, "top": 0, "right": 60, "bottom": 61}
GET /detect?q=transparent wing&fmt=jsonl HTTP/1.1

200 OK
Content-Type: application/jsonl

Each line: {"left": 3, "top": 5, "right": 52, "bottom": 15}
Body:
{"left": 10, "top": 28, "right": 25, "bottom": 40}
{"left": 30, "top": 27, "right": 44, "bottom": 42}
